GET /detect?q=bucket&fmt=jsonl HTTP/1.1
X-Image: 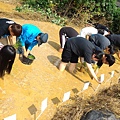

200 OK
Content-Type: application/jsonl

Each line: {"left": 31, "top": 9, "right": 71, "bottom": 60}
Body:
{"left": 21, "top": 54, "right": 35, "bottom": 65}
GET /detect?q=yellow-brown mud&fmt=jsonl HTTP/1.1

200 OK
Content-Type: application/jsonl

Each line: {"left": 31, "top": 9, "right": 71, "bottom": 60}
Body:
{"left": 0, "top": 2, "right": 120, "bottom": 120}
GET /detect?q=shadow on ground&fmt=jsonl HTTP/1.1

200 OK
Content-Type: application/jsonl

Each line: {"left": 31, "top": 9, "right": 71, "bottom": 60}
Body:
{"left": 48, "top": 41, "right": 60, "bottom": 51}
{"left": 47, "top": 55, "right": 60, "bottom": 65}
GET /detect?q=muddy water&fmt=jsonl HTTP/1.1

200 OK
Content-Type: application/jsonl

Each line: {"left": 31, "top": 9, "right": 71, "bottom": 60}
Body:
{"left": 0, "top": 3, "right": 120, "bottom": 120}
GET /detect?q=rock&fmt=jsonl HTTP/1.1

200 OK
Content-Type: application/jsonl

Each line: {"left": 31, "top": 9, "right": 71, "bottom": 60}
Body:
{"left": 80, "top": 110, "right": 118, "bottom": 120}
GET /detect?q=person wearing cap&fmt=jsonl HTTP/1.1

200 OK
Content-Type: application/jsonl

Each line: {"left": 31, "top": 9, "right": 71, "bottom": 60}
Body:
{"left": 0, "top": 18, "right": 22, "bottom": 45}
{"left": 58, "top": 37, "right": 115, "bottom": 83}
{"left": 18, "top": 24, "right": 48, "bottom": 57}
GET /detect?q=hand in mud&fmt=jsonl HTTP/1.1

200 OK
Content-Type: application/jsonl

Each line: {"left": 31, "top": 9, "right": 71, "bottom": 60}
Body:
{"left": 91, "top": 77, "right": 101, "bottom": 84}
{"left": 97, "top": 78, "right": 102, "bottom": 84}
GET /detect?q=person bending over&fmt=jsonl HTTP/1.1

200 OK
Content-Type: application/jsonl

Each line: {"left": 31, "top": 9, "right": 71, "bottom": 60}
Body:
{"left": 105, "top": 34, "right": 120, "bottom": 59}
{"left": 18, "top": 24, "right": 48, "bottom": 58}
{"left": 58, "top": 37, "right": 115, "bottom": 83}
{"left": 94, "top": 53, "right": 115, "bottom": 75}
{"left": 58, "top": 27, "right": 79, "bottom": 53}
{"left": 0, "top": 18, "right": 22, "bottom": 45}
{"left": 87, "top": 34, "right": 115, "bottom": 55}
{"left": 78, "top": 22, "right": 110, "bottom": 39}
{"left": 93, "top": 23, "right": 112, "bottom": 34}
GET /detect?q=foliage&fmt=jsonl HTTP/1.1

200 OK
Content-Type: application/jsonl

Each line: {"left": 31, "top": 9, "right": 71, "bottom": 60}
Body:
{"left": 15, "top": 0, "right": 66, "bottom": 26}
{"left": 111, "top": 7, "right": 120, "bottom": 33}
{"left": 16, "top": 0, "right": 120, "bottom": 33}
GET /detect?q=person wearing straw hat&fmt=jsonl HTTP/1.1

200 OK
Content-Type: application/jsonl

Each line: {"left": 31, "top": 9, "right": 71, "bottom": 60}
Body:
{"left": 18, "top": 24, "right": 48, "bottom": 58}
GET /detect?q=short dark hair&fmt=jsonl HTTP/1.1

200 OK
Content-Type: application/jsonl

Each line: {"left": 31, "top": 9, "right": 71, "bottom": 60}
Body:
{"left": 11, "top": 23, "right": 22, "bottom": 37}
{"left": 93, "top": 50, "right": 104, "bottom": 60}
{"left": 97, "top": 29, "right": 104, "bottom": 35}
{"left": 108, "top": 30, "right": 113, "bottom": 34}
{"left": 105, "top": 54, "right": 115, "bottom": 67}
{"left": 108, "top": 45, "right": 116, "bottom": 54}
{"left": 37, "top": 33, "right": 42, "bottom": 36}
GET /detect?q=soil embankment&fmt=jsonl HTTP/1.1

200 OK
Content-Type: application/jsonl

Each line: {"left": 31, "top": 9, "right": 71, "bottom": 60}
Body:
{"left": 0, "top": 1, "right": 120, "bottom": 120}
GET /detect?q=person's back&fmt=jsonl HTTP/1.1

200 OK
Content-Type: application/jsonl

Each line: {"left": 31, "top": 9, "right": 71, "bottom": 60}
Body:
{"left": 106, "top": 34, "right": 120, "bottom": 48}
{"left": 0, "top": 18, "right": 22, "bottom": 45}
{"left": 60, "top": 27, "right": 79, "bottom": 37}
{"left": 0, "top": 18, "right": 16, "bottom": 37}
{"left": 0, "top": 18, "right": 15, "bottom": 25}
{"left": 20, "top": 24, "right": 42, "bottom": 43}
{"left": 21, "top": 24, "right": 41, "bottom": 36}
{"left": 105, "top": 34, "right": 120, "bottom": 58}
{"left": 79, "top": 26, "right": 98, "bottom": 38}
{"left": 93, "top": 23, "right": 109, "bottom": 32}
{"left": 67, "top": 37, "right": 95, "bottom": 63}
{"left": 89, "top": 34, "right": 110, "bottom": 50}
{"left": 58, "top": 26, "right": 79, "bottom": 52}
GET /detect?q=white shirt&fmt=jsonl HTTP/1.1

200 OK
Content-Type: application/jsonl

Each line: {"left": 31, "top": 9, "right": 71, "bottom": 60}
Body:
{"left": 0, "top": 42, "right": 4, "bottom": 50}
{"left": 79, "top": 27, "right": 98, "bottom": 38}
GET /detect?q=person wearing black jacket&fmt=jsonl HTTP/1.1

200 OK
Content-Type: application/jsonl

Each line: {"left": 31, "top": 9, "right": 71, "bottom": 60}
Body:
{"left": 58, "top": 37, "right": 115, "bottom": 83}
{"left": 0, "top": 18, "right": 22, "bottom": 45}
{"left": 105, "top": 34, "right": 120, "bottom": 58}
{"left": 58, "top": 27, "right": 79, "bottom": 53}
{"left": 93, "top": 23, "right": 109, "bottom": 32}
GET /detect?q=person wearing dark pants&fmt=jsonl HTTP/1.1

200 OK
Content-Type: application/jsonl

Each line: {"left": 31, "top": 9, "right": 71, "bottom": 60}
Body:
{"left": 58, "top": 27, "right": 79, "bottom": 53}
{"left": 58, "top": 37, "right": 115, "bottom": 83}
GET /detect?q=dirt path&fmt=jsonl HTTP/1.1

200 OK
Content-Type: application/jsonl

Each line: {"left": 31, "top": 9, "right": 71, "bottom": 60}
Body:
{"left": 0, "top": 2, "right": 120, "bottom": 120}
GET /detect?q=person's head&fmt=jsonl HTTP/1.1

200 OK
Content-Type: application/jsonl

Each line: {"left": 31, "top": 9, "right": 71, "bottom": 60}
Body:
{"left": 105, "top": 45, "right": 116, "bottom": 54}
{"left": 107, "top": 30, "right": 113, "bottom": 35}
{"left": 93, "top": 23, "right": 98, "bottom": 28}
{"left": 0, "top": 45, "right": 16, "bottom": 78}
{"left": 9, "top": 23, "right": 22, "bottom": 37}
{"left": 92, "top": 50, "right": 104, "bottom": 61}
{"left": 102, "top": 54, "right": 115, "bottom": 66}
{"left": 36, "top": 33, "right": 48, "bottom": 46}
{"left": 97, "top": 29, "right": 104, "bottom": 35}
{"left": 98, "top": 29, "right": 111, "bottom": 36}
{"left": 84, "top": 20, "right": 93, "bottom": 27}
